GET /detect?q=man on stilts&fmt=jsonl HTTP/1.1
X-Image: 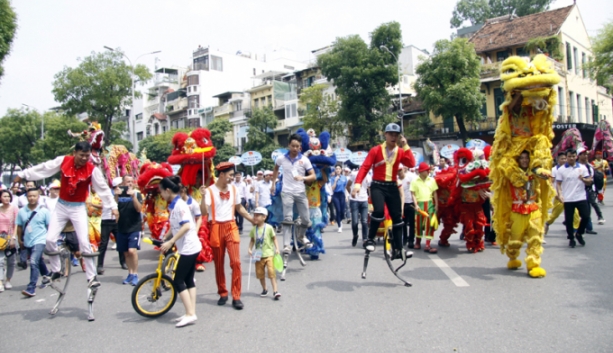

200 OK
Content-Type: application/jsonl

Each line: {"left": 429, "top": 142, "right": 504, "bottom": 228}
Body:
{"left": 13, "top": 142, "right": 118, "bottom": 290}
{"left": 353, "top": 123, "right": 416, "bottom": 260}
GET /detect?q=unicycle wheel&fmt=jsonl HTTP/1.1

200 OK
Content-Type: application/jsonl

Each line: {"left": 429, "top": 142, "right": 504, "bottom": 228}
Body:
{"left": 131, "top": 273, "right": 177, "bottom": 318}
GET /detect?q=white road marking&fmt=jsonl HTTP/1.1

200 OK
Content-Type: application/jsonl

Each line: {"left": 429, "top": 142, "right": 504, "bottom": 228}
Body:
{"left": 36, "top": 299, "right": 46, "bottom": 302}
{"left": 430, "top": 255, "right": 470, "bottom": 287}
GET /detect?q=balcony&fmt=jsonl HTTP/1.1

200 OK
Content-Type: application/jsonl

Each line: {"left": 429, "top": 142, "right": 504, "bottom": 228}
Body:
{"left": 214, "top": 104, "right": 231, "bottom": 117}
{"left": 276, "top": 117, "right": 302, "bottom": 131}
{"left": 193, "top": 47, "right": 209, "bottom": 58}
{"left": 480, "top": 57, "right": 566, "bottom": 82}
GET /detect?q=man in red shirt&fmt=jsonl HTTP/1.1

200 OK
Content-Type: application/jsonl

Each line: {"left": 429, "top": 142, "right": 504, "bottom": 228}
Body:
{"left": 14, "top": 142, "right": 118, "bottom": 288}
{"left": 352, "top": 123, "right": 416, "bottom": 260}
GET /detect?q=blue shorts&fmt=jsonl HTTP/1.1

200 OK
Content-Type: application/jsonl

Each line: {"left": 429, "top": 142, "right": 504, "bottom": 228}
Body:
{"left": 116, "top": 231, "right": 141, "bottom": 252}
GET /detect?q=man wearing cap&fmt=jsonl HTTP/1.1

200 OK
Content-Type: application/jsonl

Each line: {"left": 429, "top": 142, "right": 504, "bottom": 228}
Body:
{"left": 201, "top": 162, "right": 254, "bottom": 310}
{"left": 353, "top": 123, "right": 415, "bottom": 260}
{"left": 13, "top": 141, "right": 118, "bottom": 290}
{"left": 45, "top": 180, "right": 61, "bottom": 213}
{"left": 271, "top": 133, "right": 317, "bottom": 253}
{"left": 255, "top": 171, "right": 273, "bottom": 212}
{"left": 410, "top": 162, "right": 439, "bottom": 253}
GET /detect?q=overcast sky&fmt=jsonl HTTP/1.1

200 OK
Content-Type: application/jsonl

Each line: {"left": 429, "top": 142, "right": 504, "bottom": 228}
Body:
{"left": 0, "top": 0, "right": 610, "bottom": 115}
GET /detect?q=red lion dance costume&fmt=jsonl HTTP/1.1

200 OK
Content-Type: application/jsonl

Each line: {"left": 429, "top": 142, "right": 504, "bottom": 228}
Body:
{"left": 137, "top": 162, "right": 174, "bottom": 241}
{"left": 167, "top": 128, "right": 216, "bottom": 268}
{"left": 434, "top": 165, "right": 459, "bottom": 247}
{"left": 455, "top": 148, "right": 491, "bottom": 253}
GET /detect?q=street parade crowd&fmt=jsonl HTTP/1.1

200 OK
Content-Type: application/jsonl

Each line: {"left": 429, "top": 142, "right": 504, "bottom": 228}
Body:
{"left": 0, "top": 54, "right": 612, "bottom": 327}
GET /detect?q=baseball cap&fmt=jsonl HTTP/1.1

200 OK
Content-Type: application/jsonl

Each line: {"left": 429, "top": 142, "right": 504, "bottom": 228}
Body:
{"left": 257, "top": 170, "right": 264, "bottom": 175}
{"left": 264, "top": 170, "right": 273, "bottom": 176}
{"left": 112, "top": 177, "right": 123, "bottom": 187}
{"left": 577, "top": 146, "right": 587, "bottom": 155}
{"left": 254, "top": 207, "right": 268, "bottom": 217}
{"left": 385, "top": 123, "right": 401, "bottom": 133}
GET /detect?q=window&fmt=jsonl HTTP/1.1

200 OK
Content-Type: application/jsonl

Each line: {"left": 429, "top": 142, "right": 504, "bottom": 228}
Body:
{"left": 193, "top": 55, "right": 209, "bottom": 71}
{"left": 136, "top": 132, "right": 144, "bottom": 141}
{"left": 284, "top": 65, "right": 295, "bottom": 70}
{"left": 569, "top": 91, "right": 575, "bottom": 121}
{"left": 577, "top": 94, "right": 582, "bottom": 122}
{"left": 285, "top": 103, "right": 297, "bottom": 118}
{"left": 586, "top": 97, "right": 591, "bottom": 123}
{"left": 211, "top": 55, "right": 223, "bottom": 71}
{"left": 515, "top": 47, "right": 528, "bottom": 57}
{"left": 496, "top": 50, "right": 509, "bottom": 62}
{"left": 592, "top": 99, "right": 597, "bottom": 123}
{"left": 135, "top": 113, "right": 143, "bottom": 121}
{"left": 187, "top": 75, "right": 199, "bottom": 85}
{"left": 558, "top": 87, "right": 565, "bottom": 120}
{"left": 582, "top": 52, "right": 587, "bottom": 78}
{"left": 479, "top": 90, "right": 487, "bottom": 118}
{"left": 163, "top": 126, "right": 167, "bottom": 133}
{"left": 193, "top": 86, "right": 197, "bottom": 92}
{"left": 188, "top": 95, "right": 200, "bottom": 109}
{"left": 573, "top": 47, "right": 579, "bottom": 75}
{"left": 235, "top": 101, "right": 242, "bottom": 111}
{"left": 566, "top": 42, "right": 572, "bottom": 70}
{"left": 254, "top": 99, "right": 259, "bottom": 108}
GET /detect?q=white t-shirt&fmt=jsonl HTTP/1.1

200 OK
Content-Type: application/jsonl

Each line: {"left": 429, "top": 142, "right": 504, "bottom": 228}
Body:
{"left": 349, "top": 171, "right": 370, "bottom": 202}
{"left": 19, "top": 194, "right": 46, "bottom": 208}
{"left": 245, "top": 182, "right": 255, "bottom": 201}
{"left": 256, "top": 180, "right": 273, "bottom": 207}
{"left": 204, "top": 184, "right": 240, "bottom": 222}
{"left": 556, "top": 163, "right": 589, "bottom": 202}
{"left": 169, "top": 197, "right": 202, "bottom": 256}
{"left": 233, "top": 180, "right": 247, "bottom": 200}
{"left": 275, "top": 153, "right": 313, "bottom": 194}
{"left": 186, "top": 196, "right": 202, "bottom": 218}
{"left": 401, "top": 172, "right": 417, "bottom": 204}
{"left": 45, "top": 196, "right": 59, "bottom": 213}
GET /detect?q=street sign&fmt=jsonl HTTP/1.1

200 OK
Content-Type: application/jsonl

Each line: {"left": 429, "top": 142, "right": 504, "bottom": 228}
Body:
{"left": 241, "top": 151, "right": 263, "bottom": 166}
{"left": 271, "top": 148, "right": 288, "bottom": 162}
{"left": 228, "top": 156, "right": 242, "bottom": 165}
{"left": 334, "top": 147, "right": 352, "bottom": 162}
{"left": 349, "top": 151, "right": 367, "bottom": 165}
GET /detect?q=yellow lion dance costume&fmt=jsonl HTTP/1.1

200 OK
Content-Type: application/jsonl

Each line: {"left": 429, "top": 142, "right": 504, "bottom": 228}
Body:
{"left": 490, "top": 54, "right": 560, "bottom": 278}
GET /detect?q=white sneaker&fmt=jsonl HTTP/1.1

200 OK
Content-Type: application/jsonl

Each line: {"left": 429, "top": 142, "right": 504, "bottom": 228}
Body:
{"left": 598, "top": 218, "right": 605, "bottom": 225}
{"left": 542, "top": 239, "right": 547, "bottom": 244}
{"left": 337, "top": 227, "right": 342, "bottom": 233}
{"left": 0, "top": 284, "right": 4, "bottom": 292}
{"left": 172, "top": 315, "right": 185, "bottom": 323}
{"left": 4, "top": 281, "right": 12, "bottom": 290}
{"left": 176, "top": 315, "right": 197, "bottom": 328}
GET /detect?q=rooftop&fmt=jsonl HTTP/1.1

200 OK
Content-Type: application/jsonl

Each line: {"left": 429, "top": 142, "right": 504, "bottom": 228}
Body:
{"left": 469, "top": 5, "right": 574, "bottom": 53}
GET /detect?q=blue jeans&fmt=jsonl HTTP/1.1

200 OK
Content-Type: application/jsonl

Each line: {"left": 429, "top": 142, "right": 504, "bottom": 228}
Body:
{"left": 332, "top": 192, "right": 346, "bottom": 226}
{"left": 350, "top": 200, "right": 369, "bottom": 240}
{"left": 247, "top": 199, "right": 254, "bottom": 213}
{"left": 26, "top": 244, "right": 49, "bottom": 292}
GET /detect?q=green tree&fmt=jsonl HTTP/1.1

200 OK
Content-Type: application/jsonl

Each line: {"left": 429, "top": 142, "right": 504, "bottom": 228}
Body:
{"left": 31, "top": 113, "right": 87, "bottom": 164}
{"left": 206, "top": 118, "right": 237, "bottom": 165}
{"left": 586, "top": 20, "right": 613, "bottom": 93}
{"left": 318, "top": 22, "right": 401, "bottom": 147}
{"left": 245, "top": 107, "right": 280, "bottom": 171}
{"left": 137, "top": 128, "right": 190, "bottom": 163}
{"left": 450, "top": 0, "right": 554, "bottom": 28}
{"left": 52, "top": 50, "right": 152, "bottom": 145}
{"left": 108, "top": 121, "right": 133, "bottom": 151}
{"left": 0, "top": 0, "right": 17, "bottom": 80}
{"left": 414, "top": 38, "right": 485, "bottom": 142}
{"left": 299, "top": 84, "right": 343, "bottom": 139}
{"left": 0, "top": 108, "right": 41, "bottom": 170}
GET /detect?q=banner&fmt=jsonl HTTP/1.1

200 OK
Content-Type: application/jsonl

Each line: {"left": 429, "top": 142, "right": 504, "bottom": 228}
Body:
{"left": 228, "top": 156, "right": 242, "bottom": 165}
{"left": 334, "top": 147, "right": 352, "bottom": 162}
{"left": 412, "top": 150, "right": 424, "bottom": 165}
{"left": 271, "top": 148, "right": 288, "bottom": 162}
{"left": 439, "top": 144, "right": 460, "bottom": 159}
{"left": 465, "top": 139, "right": 489, "bottom": 150}
{"left": 241, "top": 151, "right": 263, "bottom": 166}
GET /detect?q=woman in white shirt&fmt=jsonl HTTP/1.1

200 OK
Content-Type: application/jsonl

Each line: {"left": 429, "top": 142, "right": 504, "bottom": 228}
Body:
{"left": 159, "top": 176, "right": 202, "bottom": 328}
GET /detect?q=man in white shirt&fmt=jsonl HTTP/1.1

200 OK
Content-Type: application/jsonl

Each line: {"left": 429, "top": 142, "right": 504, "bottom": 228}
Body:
{"left": 255, "top": 171, "right": 273, "bottom": 209}
{"left": 18, "top": 180, "right": 46, "bottom": 208}
{"left": 232, "top": 173, "right": 248, "bottom": 232}
{"left": 400, "top": 166, "right": 417, "bottom": 248}
{"left": 44, "top": 180, "right": 60, "bottom": 213}
{"left": 556, "top": 148, "right": 592, "bottom": 248}
{"left": 271, "top": 134, "right": 317, "bottom": 252}
{"left": 245, "top": 176, "right": 255, "bottom": 213}
{"left": 347, "top": 170, "right": 370, "bottom": 247}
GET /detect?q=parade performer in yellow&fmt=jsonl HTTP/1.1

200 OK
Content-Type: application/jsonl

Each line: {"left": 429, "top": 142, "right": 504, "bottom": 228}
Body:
{"left": 490, "top": 54, "right": 560, "bottom": 278}
{"left": 591, "top": 151, "right": 608, "bottom": 204}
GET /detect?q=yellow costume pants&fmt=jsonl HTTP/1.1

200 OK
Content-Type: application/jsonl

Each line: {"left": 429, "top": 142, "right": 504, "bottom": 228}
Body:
{"left": 547, "top": 199, "right": 579, "bottom": 229}
{"left": 507, "top": 210, "right": 543, "bottom": 270}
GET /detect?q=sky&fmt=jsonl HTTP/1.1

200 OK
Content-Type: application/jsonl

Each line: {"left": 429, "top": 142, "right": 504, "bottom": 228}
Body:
{"left": 0, "top": 0, "right": 611, "bottom": 115}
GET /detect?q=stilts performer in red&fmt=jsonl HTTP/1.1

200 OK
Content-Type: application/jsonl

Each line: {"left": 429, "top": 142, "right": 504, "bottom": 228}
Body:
{"left": 13, "top": 141, "right": 117, "bottom": 288}
{"left": 434, "top": 163, "right": 459, "bottom": 247}
{"left": 354, "top": 124, "right": 416, "bottom": 284}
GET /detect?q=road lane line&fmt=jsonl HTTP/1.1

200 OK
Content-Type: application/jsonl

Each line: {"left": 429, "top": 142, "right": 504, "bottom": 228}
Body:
{"left": 430, "top": 255, "right": 470, "bottom": 287}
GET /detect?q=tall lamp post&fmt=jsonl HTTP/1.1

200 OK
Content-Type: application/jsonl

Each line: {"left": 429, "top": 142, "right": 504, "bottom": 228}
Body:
{"left": 103, "top": 46, "right": 161, "bottom": 152}
{"left": 380, "top": 45, "right": 404, "bottom": 133}
{"left": 22, "top": 103, "right": 44, "bottom": 139}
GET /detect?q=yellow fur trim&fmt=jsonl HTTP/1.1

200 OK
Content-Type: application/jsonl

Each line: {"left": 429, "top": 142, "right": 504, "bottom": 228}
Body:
{"left": 507, "top": 259, "right": 522, "bottom": 269}
{"left": 528, "top": 267, "right": 546, "bottom": 278}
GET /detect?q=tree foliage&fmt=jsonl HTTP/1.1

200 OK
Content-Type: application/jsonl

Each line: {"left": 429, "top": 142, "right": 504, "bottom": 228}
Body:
{"left": 137, "top": 128, "right": 190, "bottom": 163}
{"left": 0, "top": 0, "right": 17, "bottom": 81}
{"left": 31, "top": 113, "right": 88, "bottom": 164}
{"left": 206, "top": 118, "right": 236, "bottom": 165}
{"left": 299, "top": 84, "right": 343, "bottom": 139}
{"left": 244, "top": 107, "right": 280, "bottom": 171}
{"left": 0, "top": 108, "right": 40, "bottom": 170}
{"left": 586, "top": 20, "right": 613, "bottom": 93}
{"left": 414, "top": 38, "right": 485, "bottom": 142}
{"left": 52, "top": 50, "right": 152, "bottom": 146}
{"left": 450, "top": 0, "right": 554, "bottom": 28}
{"left": 318, "top": 22, "right": 401, "bottom": 147}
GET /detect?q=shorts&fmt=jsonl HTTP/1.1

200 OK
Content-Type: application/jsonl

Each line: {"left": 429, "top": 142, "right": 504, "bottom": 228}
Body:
{"left": 116, "top": 231, "right": 141, "bottom": 252}
{"left": 255, "top": 256, "right": 275, "bottom": 280}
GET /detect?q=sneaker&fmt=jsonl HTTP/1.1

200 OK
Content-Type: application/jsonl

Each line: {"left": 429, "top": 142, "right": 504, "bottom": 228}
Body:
{"left": 598, "top": 218, "right": 605, "bottom": 225}
{"left": 175, "top": 315, "right": 197, "bottom": 328}
{"left": 172, "top": 315, "right": 186, "bottom": 323}
{"left": 586, "top": 230, "right": 597, "bottom": 235}
{"left": 88, "top": 277, "right": 101, "bottom": 288}
{"left": 217, "top": 296, "right": 228, "bottom": 306}
{"left": 111, "top": 243, "right": 117, "bottom": 250}
{"left": 274, "top": 291, "right": 281, "bottom": 300}
{"left": 544, "top": 223, "right": 549, "bottom": 235}
{"left": 232, "top": 299, "right": 244, "bottom": 310}
{"left": 121, "top": 263, "right": 128, "bottom": 270}
{"left": 346, "top": 219, "right": 351, "bottom": 224}
{"left": 71, "top": 258, "right": 79, "bottom": 267}
{"left": 283, "top": 245, "right": 292, "bottom": 254}
{"left": 49, "top": 272, "right": 61, "bottom": 281}
{"left": 260, "top": 289, "right": 268, "bottom": 297}
{"left": 130, "top": 274, "right": 139, "bottom": 286}
{"left": 575, "top": 234, "right": 586, "bottom": 246}
{"left": 363, "top": 240, "right": 375, "bottom": 252}
{"left": 97, "top": 267, "right": 105, "bottom": 275}
{"left": 123, "top": 274, "right": 134, "bottom": 285}
{"left": 21, "top": 289, "right": 36, "bottom": 297}
{"left": 542, "top": 239, "right": 547, "bottom": 244}
{"left": 569, "top": 239, "right": 576, "bottom": 248}
{"left": 0, "top": 284, "right": 4, "bottom": 292}
{"left": 4, "top": 281, "right": 12, "bottom": 290}
{"left": 337, "top": 227, "right": 342, "bottom": 233}
{"left": 351, "top": 235, "right": 358, "bottom": 247}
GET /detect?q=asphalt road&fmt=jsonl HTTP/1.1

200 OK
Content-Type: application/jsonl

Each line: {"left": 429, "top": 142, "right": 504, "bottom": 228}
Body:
{"left": 1, "top": 197, "right": 612, "bottom": 353}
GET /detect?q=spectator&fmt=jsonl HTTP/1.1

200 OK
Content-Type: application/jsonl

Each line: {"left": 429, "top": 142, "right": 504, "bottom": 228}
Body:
{"left": 0, "top": 190, "right": 18, "bottom": 292}
{"left": 97, "top": 177, "right": 126, "bottom": 274}
{"left": 347, "top": 169, "right": 370, "bottom": 246}
{"left": 331, "top": 165, "right": 347, "bottom": 233}
{"left": 115, "top": 176, "right": 143, "bottom": 285}
{"left": 233, "top": 173, "right": 248, "bottom": 232}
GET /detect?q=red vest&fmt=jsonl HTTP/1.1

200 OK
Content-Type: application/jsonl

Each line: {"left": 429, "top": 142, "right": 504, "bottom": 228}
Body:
{"left": 59, "top": 156, "right": 95, "bottom": 202}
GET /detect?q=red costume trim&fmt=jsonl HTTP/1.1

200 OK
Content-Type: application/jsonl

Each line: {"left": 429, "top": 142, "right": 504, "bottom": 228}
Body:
{"left": 59, "top": 156, "right": 95, "bottom": 202}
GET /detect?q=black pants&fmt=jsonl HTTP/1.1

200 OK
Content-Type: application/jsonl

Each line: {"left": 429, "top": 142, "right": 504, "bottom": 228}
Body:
{"left": 235, "top": 198, "right": 246, "bottom": 231}
{"left": 403, "top": 202, "right": 415, "bottom": 246}
{"left": 368, "top": 182, "right": 404, "bottom": 251}
{"left": 586, "top": 189, "right": 603, "bottom": 219}
{"left": 482, "top": 198, "right": 495, "bottom": 242}
{"left": 98, "top": 220, "right": 125, "bottom": 268}
{"left": 328, "top": 201, "right": 336, "bottom": 224}
{"left": 174, "top": 252, "right": 198, "bottom": 293}
{"left": 564, "top": 200, "right": 590, "bottom": 239}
